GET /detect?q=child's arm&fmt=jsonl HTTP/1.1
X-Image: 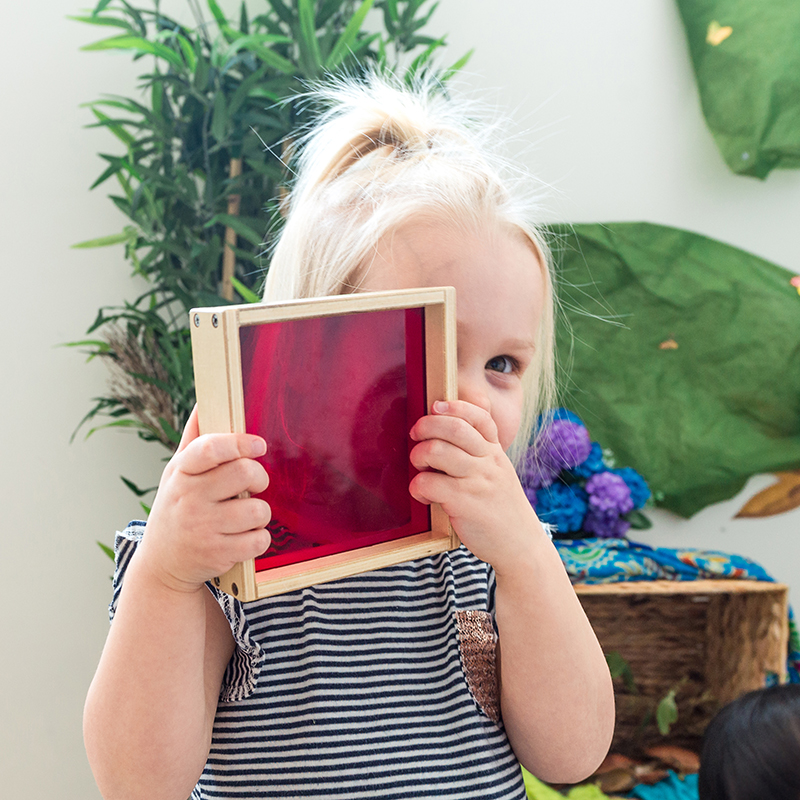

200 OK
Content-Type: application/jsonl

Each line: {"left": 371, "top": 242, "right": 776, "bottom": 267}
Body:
{"left": 409, "top": 401, "right": 615, "bottom": 784}
{"left": 84, "top": 408, "right": 272, "bottom": 800}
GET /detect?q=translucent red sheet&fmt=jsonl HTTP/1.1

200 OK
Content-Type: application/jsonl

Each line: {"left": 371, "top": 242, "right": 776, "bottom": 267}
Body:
{"left": 239, "top": 307, "right": 430, "bottom": 572}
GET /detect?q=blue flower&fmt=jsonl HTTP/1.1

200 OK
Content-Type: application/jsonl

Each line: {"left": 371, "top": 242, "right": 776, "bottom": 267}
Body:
{"left": 612, "top": 467, "right": 651, "bottom": 510}
{"left": 551, "top": 408, "right": 584, "bottom": 426}
{"left": 571, "top": 441, "right": 606, "bottom": 478}
{"left": 535, "top": 482, "right": 588, "bottom": 533}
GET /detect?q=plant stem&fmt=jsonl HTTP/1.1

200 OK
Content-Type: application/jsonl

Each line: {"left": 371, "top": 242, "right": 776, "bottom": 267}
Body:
{"left": 221, "top": 157, "right": 243, "bottom": 301}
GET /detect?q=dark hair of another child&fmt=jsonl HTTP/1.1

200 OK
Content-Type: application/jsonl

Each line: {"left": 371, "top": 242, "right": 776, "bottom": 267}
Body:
{"left": 698, "top": 683, "right": 800, "bottom": 800}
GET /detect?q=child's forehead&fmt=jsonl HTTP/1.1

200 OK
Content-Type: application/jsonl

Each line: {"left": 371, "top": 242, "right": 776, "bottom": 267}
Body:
{"left": 360, "top": 218, "right": 544, "bottom": 348}
{"left": 365, "top": 217, "right": 541, "bottom": 282}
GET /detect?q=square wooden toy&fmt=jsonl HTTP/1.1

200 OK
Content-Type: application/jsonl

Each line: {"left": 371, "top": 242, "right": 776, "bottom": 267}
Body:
{"left": 190, "top": 287, "right": 458, "bottom": 602}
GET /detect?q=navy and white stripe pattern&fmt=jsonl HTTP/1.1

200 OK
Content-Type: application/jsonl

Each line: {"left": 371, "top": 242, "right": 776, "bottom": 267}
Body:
{"left": 113, "top": 523, "right": 527, "bottom": 799}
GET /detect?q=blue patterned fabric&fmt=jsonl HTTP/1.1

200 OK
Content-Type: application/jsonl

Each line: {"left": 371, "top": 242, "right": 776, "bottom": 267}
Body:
{"left": 555, "top": 538, "right": 800, "bottom": 683}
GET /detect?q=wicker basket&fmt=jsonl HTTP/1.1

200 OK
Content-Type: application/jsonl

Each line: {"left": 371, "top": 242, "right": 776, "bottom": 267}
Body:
{"left": 574, "top": 579, "right": 789, "bottom": 752}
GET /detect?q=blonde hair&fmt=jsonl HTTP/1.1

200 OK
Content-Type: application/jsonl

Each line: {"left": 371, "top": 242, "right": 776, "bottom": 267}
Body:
{"left": 264, "top": 73, "right": 556, "bottom": 465}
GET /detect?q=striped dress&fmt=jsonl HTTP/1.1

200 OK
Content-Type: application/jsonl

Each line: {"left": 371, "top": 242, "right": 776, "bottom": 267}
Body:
{"left": 112, "top": 523, "right": 528, "bottom": 800}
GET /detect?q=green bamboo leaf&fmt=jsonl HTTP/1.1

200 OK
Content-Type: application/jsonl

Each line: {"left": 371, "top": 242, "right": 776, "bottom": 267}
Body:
{"left": 90, "top": 107, "right": 136, "bottom": 146}
{"left": 206, "top": 0, "right": 229, "bottom": 29}
{"left": 89, "top": 161, "right": 122, "bottom": 190}
{"left": 239, "top": 2, "right": 249, "bottom": 34}
{"left": 120, "top": 476, "right": 157, "bottom": 497}
{"left": 406, "top": 35, "right": 446, "bottom": 78}
{"left": 97, "top": 540, "right": 115, "bottom": 561}
{"left": 158, "top": 417, "right": 181, "bottom": 445}
{"left": 120, "top": 3, "right": 146, "bottom": 36}
{"left": 174, "top": 33, "right": 197, "bottom": 71}
{"left": 326, "top": 0, "right": 375, "bottom": 71}
{"left": 205, "top": 214, "right": 264, "bottom": 246}
{"left": 72, "top": 231, "right": 132, "bottom": 249}
{"left": 231, "top": 276, "right": 261, "bottom": 303}
{"left": 140, "top": 501, "right": 152, "bottom": 515}
{"left": 193, "top": 51, "right": 210, "bottom": 91}
{"left": 384, "top": 0, "right": 400, "bottom": 24}
{"left": 412, "top": 0, "right": 440, "bottom": 29}
{"left": 60, "top": 339, "right": 111, "bottom": 351}
{"left": 225, "top": 35, "right": 295, "bottom": 74}
{"left": 92, "top": 0, "right": 115, "bottom": 15}
{"left": 68, "top": 15, "right": 136, "bottom": 32}
{"left": 318, "top": 0, "right": 346, "bottom": 26}
{"left": 441, "top": 48, "right": 473, "bottom": 82}
{"left": 82, "top": 35, "right": 184, "bottom": 69}
{"left": 211, "top": 91, "right": 228, "bottom": 142}
{"left": 268, "top": 0, "right": 293, "bottom": 27}
{"left": 85, "top": 418, "right": 150, "bottom": 439}
{"left": 227, "top": 65, "right": 269, "bottom": 116}
{"left": 151, "top": 78, "right": 163, "bottom": 115}
{"left": 349, "top": 31, "right": 381, "bottom": 60}
{"left": 297, "top": 0, "right": 323, "bottom": 75}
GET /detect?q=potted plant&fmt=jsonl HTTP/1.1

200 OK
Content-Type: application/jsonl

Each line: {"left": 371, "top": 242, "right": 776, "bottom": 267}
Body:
{"left": 70, "top": 0, "right": 469, "bottom": 507}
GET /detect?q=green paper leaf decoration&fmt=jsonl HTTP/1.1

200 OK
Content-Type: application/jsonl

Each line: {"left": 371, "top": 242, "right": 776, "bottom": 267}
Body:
{"left": 551, "top": 221, "right": 800, "bottom": 518}
{"left": 675, "top": 0, "right": 800, "bottom": 178}
{"left": 656, "top": 689, "right": 679, "bottom": 736}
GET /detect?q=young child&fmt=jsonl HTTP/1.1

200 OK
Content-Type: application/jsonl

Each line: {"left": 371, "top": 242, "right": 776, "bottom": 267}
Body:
{"left": 84, "top": 74, "right": 614, "bottom": 800}
{"left": 699, "top": 683, "right": 800, "bottom": 800}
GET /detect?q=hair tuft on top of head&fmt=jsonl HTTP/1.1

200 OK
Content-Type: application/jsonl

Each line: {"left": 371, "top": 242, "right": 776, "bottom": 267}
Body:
{"left": 263, "top": 70, "right": 556, "bottom": 465}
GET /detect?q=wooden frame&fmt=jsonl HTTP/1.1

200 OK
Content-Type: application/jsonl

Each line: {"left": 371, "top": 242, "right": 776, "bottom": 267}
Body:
{"left": 190, "top": 287, "right": 458, "bottom": 601}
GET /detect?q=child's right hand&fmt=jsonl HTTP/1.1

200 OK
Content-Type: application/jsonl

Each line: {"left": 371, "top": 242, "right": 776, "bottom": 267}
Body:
{"left": 136, "top": 406, "right": 272, "bottom": 594}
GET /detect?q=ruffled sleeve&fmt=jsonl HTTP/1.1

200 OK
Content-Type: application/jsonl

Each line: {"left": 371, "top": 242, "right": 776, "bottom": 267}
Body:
{"left": 109, "top": 521, "right": 146, "bottom": 622}
{"left": 205, "top": 586, "right": 264, "bottom": 702}
{"left": 109, "top": 521, "right": 263, "bottom": 702}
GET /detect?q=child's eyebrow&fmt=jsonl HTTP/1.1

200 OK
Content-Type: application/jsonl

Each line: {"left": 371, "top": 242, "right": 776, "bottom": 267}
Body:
{"left": 503, "top": 337, "right": 537, "bottom": 354}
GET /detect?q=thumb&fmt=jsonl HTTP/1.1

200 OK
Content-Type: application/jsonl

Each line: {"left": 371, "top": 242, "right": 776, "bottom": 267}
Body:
{"left": 176, "top": 405, "right": 200, "bottom": 453}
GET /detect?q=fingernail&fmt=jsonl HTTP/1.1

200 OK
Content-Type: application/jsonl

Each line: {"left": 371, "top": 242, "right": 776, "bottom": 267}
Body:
{"left": 433, "top": 401, "right": 449, "bottom": 413}
{"left": 251, "top": 438, "right": 267, "bottom": 457}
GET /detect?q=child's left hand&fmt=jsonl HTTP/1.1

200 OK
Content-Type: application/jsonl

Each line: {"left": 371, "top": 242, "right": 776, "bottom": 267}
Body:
{"left": 408, "top": 399, "right": 542, "bottom": 573}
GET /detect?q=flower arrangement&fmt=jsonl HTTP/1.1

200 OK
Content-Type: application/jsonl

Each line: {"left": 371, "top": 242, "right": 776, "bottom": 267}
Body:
{"left": 519, "top": 409, "right": 652, "bottom": 539}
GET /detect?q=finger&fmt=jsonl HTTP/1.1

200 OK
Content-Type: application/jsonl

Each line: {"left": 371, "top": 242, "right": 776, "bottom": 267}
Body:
{"left": 179, "top": 432, "right": 267, "bottom": 476}
{"left": 176, "top": 405, "right": 200, "bottom": 454}
{"left": 432, "top": 400, "right": 499, "bottom": 445}
{"left": 213, "top": 526, "right": 273, "bottom": 566}
{"left": 409, "top": 470, "right": 454, "bottom": 508}
{"left": 410, "top": 438, "right": 473, "bottom": 478}
{"left": 411, "top": 412, "right": 489, "bottom": 457}
{"left": 214, "top": 496, "right": 272, "bottom": 536}
{"left": 204, "top": 458, "right": 270, "bottom": 501}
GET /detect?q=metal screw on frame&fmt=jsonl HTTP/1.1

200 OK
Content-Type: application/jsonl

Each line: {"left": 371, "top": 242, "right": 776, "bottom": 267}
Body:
{"left": 193, "top": 313, "right": 200, "bottom": 327}
{"left": 212, "top": 314, "right": 219, "bottom": 328}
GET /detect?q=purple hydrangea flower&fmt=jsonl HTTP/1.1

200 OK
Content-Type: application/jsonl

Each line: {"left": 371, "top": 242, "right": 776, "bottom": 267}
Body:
{"left": 523, "top": 485, "right": 538, "bottom": 510}
{"left": 544, "top": 420, "right": 593, "bottom": 469}
{"left": 521, "top": 449, "right": 561, "bottom": 489}
{"left": 585, "top": 471, "right": 634, "bottom": 515}
{"left": 522, "top": 421, "right": 592, "bottom": 490}
{"left": 582, "top": 509, "right": 631, "bottom": 538}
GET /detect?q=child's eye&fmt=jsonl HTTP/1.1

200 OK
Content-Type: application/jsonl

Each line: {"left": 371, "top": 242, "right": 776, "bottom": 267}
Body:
{"left": 486, "top": 355, "right": 516, "bottom": 374}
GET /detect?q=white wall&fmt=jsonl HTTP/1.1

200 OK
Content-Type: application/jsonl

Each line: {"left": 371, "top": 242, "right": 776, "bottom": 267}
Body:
{"left": 425, "top": 1, "right": 800, "bottom": 591}
{"left": 2, "top": 2, "right": 798, "bottom": 798}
